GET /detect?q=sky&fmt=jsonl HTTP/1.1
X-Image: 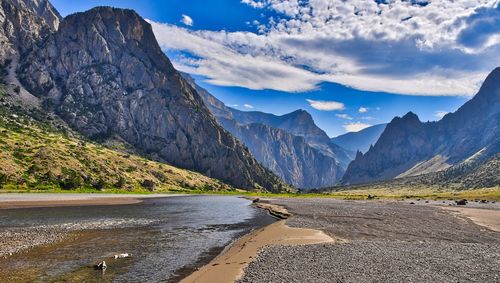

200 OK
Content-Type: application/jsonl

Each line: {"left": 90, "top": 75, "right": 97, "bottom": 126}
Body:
{"left": 51, "top": 0, "right": 500, "bottom": 137}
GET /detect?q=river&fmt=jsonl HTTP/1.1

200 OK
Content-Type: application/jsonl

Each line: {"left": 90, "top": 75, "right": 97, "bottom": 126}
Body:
{"left": 0, "top": 195, "right": 275, "bottom": 282}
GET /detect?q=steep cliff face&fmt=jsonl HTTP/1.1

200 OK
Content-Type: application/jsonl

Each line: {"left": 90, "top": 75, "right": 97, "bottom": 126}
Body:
{"left": 0, "top": 0, "right": 60, "bottom": 62}
{"left": 18, "top": 7, "right": 288, "bottom": 191}
{"left": 342, "top": 68, "right": 500, "bottom": 185}
{"left": 185, "top": 74, "right": 345, "bottom": 189}
{"left": 221, "top": 119, "right": 344, "bottom": 189}
{"left": 231, "top": 109, "right": 354, "bottom": 167}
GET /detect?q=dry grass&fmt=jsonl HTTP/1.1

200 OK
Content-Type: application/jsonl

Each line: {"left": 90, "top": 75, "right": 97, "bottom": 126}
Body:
{"left": 0, "top": 109, "right": 233, "bottom": 193}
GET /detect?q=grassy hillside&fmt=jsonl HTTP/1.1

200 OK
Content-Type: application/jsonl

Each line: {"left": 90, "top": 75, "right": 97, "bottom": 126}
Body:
{"left": 0, "top": 87, "right": 234, "bottom": 193}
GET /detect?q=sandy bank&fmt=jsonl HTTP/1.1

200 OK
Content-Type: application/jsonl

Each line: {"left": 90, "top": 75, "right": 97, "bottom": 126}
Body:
{"left": 0, "top": 193, "right": 182, "bottom": 209}
{"left": 182, "top": 201, "right": 336, "bottom": 283}
{"left": 443, "top": 206, "right": 500, "bottom": 232}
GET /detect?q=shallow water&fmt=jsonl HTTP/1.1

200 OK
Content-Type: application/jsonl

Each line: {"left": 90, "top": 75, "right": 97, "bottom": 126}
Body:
{"left": 0, "top": 195, "right": 274, "bottom": 282}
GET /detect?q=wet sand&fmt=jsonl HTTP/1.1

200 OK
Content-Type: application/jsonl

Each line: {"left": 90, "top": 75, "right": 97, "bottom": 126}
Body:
{"left": 0, "top": 193, "right": 181, "bottom": 209}
{"left": 182, "top": 202, "right": 335, "bottom": 283}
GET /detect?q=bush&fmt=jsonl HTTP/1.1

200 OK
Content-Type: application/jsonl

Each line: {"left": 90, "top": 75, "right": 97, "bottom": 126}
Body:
{"left": 0, "top": 173, "right": 7, "bottom": 186}
{"left": 92, "top": 177, "right": 107, "bottom": 190}
{"left": 140, "top": 179, "right": 155, "bottom": 191}
{"left": 114, "top": 176, "right": 126, "bottom": 188}
{"left": 58, "top": 168, "right": 82, "bottom": 190}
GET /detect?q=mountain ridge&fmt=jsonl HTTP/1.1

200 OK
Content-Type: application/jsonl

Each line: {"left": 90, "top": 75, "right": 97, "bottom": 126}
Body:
{"left": 5, "top": 4, "right": 289, "bottom": 192}
{"left": 342, "top": 69, "right": 500, "bottom": 185}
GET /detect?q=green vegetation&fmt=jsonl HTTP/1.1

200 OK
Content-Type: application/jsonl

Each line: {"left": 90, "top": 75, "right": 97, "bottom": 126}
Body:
{"left": 0, "top": 93, "right": 235, "bottom": 193}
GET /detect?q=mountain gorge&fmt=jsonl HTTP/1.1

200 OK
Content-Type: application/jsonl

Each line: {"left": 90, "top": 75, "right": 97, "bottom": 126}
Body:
{"left": 184, "top": 75, "right": 350, "bottom": 189}
{"left": 343, "top": 68, "right": 500, "bottom": 185}
{"left": 1, "top": 2, "right": 289, "bottom": 192}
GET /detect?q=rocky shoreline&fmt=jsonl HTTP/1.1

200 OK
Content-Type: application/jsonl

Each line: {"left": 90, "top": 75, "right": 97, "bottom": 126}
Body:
{"left": 239, "top": 198, "right": 500, "bottom": 283}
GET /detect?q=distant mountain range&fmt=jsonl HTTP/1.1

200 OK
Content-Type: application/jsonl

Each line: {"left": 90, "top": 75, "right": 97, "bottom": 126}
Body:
{"left": 331, "top": 124, "right": 387, "bottom": 153}
{"left": 183, "top": 74, "right": 352, "bottom": 189}
{"left": 342, "top": 68, "right": 500, "bottom": 185}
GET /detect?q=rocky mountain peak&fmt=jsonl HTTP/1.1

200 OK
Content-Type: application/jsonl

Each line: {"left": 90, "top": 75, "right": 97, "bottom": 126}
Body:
{"left": 12, "top": 0, "right": 61, "bottom": 30}
{"left": 17, "top": 6, "right": 288, "bottom": 191}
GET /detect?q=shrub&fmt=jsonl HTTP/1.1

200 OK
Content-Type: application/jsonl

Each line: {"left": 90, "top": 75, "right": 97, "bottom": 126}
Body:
{"left": 58, "top": 168, "right": 82, "bottom": 190}
{"left": 140, "top": 179, "right": 155, "bottom": 191}
{"left": 114, "top": 176, "right": 126, "bottom": 188}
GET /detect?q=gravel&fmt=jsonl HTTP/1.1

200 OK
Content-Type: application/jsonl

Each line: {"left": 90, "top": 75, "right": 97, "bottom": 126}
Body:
{"left": 0, "top": 228, "right": 66, "bottom": 257}
{"left": 240, "top": 198, "right": 500, "bottom": 283}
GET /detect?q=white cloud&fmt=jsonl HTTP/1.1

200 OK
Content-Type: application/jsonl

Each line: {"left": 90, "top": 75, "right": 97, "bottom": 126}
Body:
{"left": 358, "top": 107, "right": 368, "bottom": 113}
{"left": 180, "top": 14, "right": 193, "bottom": 26}
{"left": 149, "top": 0, "right": 500, "bottom": 96}
{"left": 343, "top": 122, "right": 372, "bottom": 133}
{"left": 361, "top": 116, "right": 376, "bottom": 121}
{"left": 336, "top": 113, "right": 353, "bottom": 120}
{"left": 243, "top": 103, "right": 254, "bottom": 109}
{"left": 435, "top": 110, "right": 449, "bottom": 119}
{"left": 241, "top": 0, "right": 265, "bottom": 9}
{"left": 306, "top": 99, "right": 345, "bottom": 111}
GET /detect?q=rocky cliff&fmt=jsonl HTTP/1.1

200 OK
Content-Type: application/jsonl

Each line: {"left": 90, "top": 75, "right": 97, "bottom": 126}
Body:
{"left": 15, "top": 6, "right": 288, "bottom": 191}
{"left": 0, "top": 0, "right": 60, "bottom": 62}
{"left": 342, "top": 68, "right": 500, "bottom": 185}
{"left": 184, "top": 74, "right": 345, "bottom": 189}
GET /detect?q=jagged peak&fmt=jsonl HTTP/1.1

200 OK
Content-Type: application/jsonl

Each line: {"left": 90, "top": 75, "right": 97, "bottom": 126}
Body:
{"left": 474, "top": 67, "right": 500, "bottom": 99}
{"left": 10, "top": 0, "right": 62, "bottom": 30}
{"left": 282, "top": 109, "right": 314, "bottom": 122}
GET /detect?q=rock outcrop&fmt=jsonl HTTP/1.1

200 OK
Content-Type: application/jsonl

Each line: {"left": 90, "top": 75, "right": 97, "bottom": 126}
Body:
{"left": 342, "top": 68, "right": 500, "bottom": 185}
{"left": 0, "top": 0, "right": 60, "bottom": 62}
{"left": 16, "top": 6, "right": 288, "bottom": 191}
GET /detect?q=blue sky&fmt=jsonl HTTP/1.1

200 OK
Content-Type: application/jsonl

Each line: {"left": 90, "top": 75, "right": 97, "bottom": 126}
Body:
{"left": 51, "top": 0, "right": 499, "bottom": 137}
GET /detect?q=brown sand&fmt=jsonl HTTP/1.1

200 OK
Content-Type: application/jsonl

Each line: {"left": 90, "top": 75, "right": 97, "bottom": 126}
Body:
{"left": 443, "top": 207, "right": 500, "bottom": 232}
{"left": 0, "top": 198, "right": 142, "bottom": 209}
{"left": 0, "top": 193, "right": 185, "bottom": 209}
{"left": 181, "top": 220, "right": 337, "bottom": 283}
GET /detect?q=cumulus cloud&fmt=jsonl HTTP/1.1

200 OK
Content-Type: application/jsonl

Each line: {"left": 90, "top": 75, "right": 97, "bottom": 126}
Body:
{"left": 243, "top": 103, "right": 254, "bottom": 109}
{"left": 435, "top": 110, "right": 449, "bottom": 119}
{"left": 358, "top": 107, "right": 368, "bottom": 113}
{"left": 241, "top": 0, "right": 266, "bottom": 9}
{"left": 306, "top": 99, "right": 345, "bottom": 111}
{"left": 343, "top": 122, "right": 372, "bottom": 133}
{"left": 336, "top": 113, "right": 353, "bottom": 120}
{"left": 149, "top": 1, "right": 500, "bottom": 96}
{"left": 180, "top": 14, "right": 193, "bottom": 26}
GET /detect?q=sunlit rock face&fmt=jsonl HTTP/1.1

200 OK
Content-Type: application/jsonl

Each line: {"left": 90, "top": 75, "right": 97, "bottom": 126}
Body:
{"left": 15, "top": 6, "right": 288, "bottom": 192}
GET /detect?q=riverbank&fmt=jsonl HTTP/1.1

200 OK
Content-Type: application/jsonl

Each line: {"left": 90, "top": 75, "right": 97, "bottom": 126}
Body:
{"left": 0, "top": 193, "right": 184, "bottom": 209}
{"left": 236, "top": 198, "right": 500, "bottom": 282}
{"left": 182, "top": 201, "right": 335, "bottom": 283}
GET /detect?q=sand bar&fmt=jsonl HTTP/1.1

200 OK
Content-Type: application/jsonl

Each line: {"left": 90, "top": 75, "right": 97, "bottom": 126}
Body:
{"left": 182, "top": 200, "right": 337, "bottom": 283}
{"left": 443, "top": 206, "right": 500, "bottom": 232}
{"left": 0, "top": 193, "right": 183, "bottom": 209}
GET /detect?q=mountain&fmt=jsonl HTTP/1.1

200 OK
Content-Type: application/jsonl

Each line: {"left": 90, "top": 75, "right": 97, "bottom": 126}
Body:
{"left": 331, "top": 124, "right": 387, "bottom": 153}
{"left": 342, "top": 68, "right": 500, "bottom": 185}
{"left": 0, "top": 0, "right": 60, "bottom": 62}
{"left": 0, "top": 90, "right": 233, "bottom": 192}
{"left": 183, "top": 74, "right": 346, "bottom": 188}
{"left": 230, "top": 109, "right": 354, "bottom": 167}
{"left": 3, "top": 3, "right": 288, "bottom": 192}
